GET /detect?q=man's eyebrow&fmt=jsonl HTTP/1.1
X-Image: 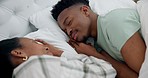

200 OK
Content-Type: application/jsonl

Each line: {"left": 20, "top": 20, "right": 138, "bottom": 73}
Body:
{"left": 63, "top": 16, "right": 68, "bottom": 25}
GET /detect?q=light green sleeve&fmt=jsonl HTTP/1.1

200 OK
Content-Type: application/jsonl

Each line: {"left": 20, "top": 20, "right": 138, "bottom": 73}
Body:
{"left": 106, "top": 9, "right": 141, "bottom": 51}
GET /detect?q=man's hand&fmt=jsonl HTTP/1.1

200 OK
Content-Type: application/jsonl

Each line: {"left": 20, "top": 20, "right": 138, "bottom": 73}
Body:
{"left": 69, "top": 40, "right": 106, "bottom": 60}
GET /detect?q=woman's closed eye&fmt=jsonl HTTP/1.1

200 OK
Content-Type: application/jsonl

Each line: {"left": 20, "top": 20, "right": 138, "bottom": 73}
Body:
{"left": 34, "top": 40, "right": 44, "bottom": 45}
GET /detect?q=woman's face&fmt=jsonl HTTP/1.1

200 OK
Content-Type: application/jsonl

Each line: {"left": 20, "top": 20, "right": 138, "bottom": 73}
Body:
{"left": 19, "top": 38, "right": 53, "bottom": 56}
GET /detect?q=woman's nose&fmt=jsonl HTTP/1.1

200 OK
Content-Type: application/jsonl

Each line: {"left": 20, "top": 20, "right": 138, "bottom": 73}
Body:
{"left": 45, "top": 47, "right": 49, "bottom": 51}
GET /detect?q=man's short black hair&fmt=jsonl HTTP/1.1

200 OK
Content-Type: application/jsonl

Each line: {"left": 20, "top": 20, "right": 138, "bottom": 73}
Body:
{"left": 51, "top": 0, "right": 89, "bottom": 21}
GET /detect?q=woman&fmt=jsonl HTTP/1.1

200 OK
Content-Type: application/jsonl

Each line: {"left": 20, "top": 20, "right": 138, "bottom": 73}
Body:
{"left": 0, "top": 37, "right": 63, "bottom": 78}
{"left": 0, "top": 37, "right": 116, "bottom": 78}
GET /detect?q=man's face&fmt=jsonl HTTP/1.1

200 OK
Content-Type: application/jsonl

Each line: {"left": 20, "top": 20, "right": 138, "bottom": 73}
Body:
{"left": 57, "top": 5, "right": 91, "bottom": 42}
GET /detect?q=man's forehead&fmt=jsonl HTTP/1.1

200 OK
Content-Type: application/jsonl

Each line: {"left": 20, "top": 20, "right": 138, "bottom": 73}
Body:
{"left": 58, "top": 8, "right": 69, "bottom": 21}
{"left": 57, "top": 5, "right": 82, "bottom": 21}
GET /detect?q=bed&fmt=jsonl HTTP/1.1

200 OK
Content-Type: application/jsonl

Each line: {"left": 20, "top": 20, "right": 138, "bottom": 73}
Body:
{"left": 1, "top": 0, "right": 145, "bottom": 78}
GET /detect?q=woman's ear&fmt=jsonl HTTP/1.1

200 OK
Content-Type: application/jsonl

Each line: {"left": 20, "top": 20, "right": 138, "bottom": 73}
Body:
{"left": 80, "top": 5, "right": 90, "bottom": 16}
{"left": 10, "top": 49, "right": 26, "bottom": 58}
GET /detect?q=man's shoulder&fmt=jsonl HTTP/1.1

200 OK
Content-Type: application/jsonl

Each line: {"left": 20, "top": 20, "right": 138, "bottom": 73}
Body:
{"left": 99, "top": 8, "right": 139, "bottom": 27}
{"left": 106, "top": 8, "right": 137, "bottom": 16}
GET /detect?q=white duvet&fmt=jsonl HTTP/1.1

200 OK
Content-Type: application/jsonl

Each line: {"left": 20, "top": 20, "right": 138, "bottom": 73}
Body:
{"left": 13, "top": 55, "right": 116, "bottom": 78}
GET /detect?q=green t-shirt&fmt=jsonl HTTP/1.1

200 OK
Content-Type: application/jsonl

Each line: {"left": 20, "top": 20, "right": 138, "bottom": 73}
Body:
{"left": 97, "top": 8, "right": 141, "bottom": 61}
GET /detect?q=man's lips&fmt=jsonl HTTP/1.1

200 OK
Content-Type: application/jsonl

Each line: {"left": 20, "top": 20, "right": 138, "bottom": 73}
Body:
{"left": 71, "top": 31, "right": 77, "bottom": 40}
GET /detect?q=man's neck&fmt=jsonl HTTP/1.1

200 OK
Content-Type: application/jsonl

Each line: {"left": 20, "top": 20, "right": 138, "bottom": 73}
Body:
{"left": 90, "top": 13, "right": 98, "bottom": 39}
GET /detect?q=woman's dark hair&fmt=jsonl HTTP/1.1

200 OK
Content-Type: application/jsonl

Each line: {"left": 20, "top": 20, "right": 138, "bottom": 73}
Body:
{"left": 51, "top": 0, "right": 89, "bottom": 21}
{"left": 0, "top": 37, "right": 22, "bottom": 78}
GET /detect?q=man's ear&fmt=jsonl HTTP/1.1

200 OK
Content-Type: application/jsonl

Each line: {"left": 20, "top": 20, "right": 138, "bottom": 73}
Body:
{"left": 10, "top": 49, "right": 26, "bottom": 58}
{"left": 80, "top": 5, "right": 90, "bottom": 16}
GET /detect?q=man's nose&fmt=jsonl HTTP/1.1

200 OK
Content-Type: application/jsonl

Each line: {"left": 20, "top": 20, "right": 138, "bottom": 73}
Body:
{"left": 66, "top": 28, "right": 72, "bottom": 36}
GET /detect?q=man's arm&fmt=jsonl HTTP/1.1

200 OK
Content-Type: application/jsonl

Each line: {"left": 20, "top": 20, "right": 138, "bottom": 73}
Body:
{"left": 101, "top": 51, "right": 138, "bottom": 78}
{"left": 121, "top": 32, "right": 146, "bottom": 73}
{"left": 70, "top": 41, "right": 138, "bottom": 78}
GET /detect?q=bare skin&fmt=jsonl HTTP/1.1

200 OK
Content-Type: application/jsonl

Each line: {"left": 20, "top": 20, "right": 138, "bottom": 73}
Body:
{"left": 121, "top": 32, "right": 146, "bottom": 73}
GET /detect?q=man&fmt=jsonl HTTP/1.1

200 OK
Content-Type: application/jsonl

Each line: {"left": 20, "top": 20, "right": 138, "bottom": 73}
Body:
{"left": 51, "top": 0, "right": 146, "bottom": 77}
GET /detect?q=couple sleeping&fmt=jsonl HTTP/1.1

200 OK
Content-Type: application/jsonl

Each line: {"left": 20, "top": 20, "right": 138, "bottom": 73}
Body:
{"left": 0, "top": 0, "right": 146, "bottom": 78}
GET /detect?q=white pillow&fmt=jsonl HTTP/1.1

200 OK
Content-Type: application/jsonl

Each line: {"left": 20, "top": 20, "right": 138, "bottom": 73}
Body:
{"left": 89, "top": 0, "right": 136, "bottom": 16}
{"left": 137, "top": 0, "right": 148, "bottom": 40}
{"left": 137, "top": 0, "right": 148, "bottom": 78}
{"left": 28, "top": 7, "right": 78, "bottom": 58}
{"left": 29, "top": 7, "right": 69, "bottom": 41}
{"left": 0, "top": 0, "right": 56, "bottom": 41}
